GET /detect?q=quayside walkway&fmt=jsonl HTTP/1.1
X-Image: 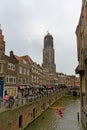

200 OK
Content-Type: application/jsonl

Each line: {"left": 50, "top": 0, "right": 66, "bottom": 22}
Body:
{"left": 0, "top": 88, "right": 68, "bottom": 130}
{"left": 0, "top": 86, "right": 67, "bottom": 112}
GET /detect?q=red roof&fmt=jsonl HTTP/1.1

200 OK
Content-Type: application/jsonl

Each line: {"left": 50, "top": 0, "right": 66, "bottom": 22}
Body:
{"left": 21, "top": 55, "right": 34, "bottom": 64}
{"left": 15, "top": 55, "right": 34, "bottom": 65}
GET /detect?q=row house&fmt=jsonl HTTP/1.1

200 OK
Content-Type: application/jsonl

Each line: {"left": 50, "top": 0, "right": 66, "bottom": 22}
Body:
{"left": 56, "top": 72, "right": 80, "bottom": 88}
{"left": 65, "top": 75, "right": 80, "bottom": 88}
{"left": 19, "top": 58, "right": 48, "bottom": 86}
{"left": 1, "top": 50, "right": 32, "bottom": 97}
{"left": 0, "top": 27, "right": 19, "bottom": 97}
{"left": 31, "top": 62, "right": 41, "bottom": 85}
{"left": 37, "top": 64, "right": 46, "bottom": 85}
{"left": 57, "top": 73, "right": 66, "bottom": 86}
{"left": 30, "top": 63, "right": 50, "bottom": 86}
{"left": 64, "top": 75, "right": 75, "bottom": 87}
{"left": 0, "top": 27, "right": 34, "bottom": 97}
{"left": 15, "top": 55, "right": 31, "bottom": 88}
{"left": 66, "top": 75, "right": 75, "bottom": 87}
{"left": 4, "top": 51, "right": 18, "bottom": 97}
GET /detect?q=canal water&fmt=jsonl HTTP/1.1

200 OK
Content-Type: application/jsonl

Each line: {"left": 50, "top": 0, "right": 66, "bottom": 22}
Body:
{"left": 25, "top": 96, "right": 86, "bottom": 130}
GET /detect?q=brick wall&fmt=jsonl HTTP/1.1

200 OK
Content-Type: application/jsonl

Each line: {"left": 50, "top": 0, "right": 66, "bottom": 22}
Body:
{"left": 0, "top": 91, "right": 66, "bottom": 130}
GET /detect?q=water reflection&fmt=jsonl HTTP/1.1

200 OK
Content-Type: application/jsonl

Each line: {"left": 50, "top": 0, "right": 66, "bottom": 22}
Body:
{"left": 25, "top": 96, "right": 86, "bottom": 130}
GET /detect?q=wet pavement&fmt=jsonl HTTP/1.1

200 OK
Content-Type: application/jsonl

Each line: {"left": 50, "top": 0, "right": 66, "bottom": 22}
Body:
{"left": 25, "top": 96, "right": 86, "bottom": 130}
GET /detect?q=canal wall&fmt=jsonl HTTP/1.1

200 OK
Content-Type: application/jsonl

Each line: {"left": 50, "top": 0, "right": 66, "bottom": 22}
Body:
{"left": 0, "top": 90, "right": 67, "bottom": 130}
{"left": 81, "top": 107, "right": 87, "bottom": 128}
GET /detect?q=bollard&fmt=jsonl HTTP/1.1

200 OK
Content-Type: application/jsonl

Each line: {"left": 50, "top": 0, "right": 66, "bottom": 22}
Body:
{"left": 77, "top": 112, "right": 79, "bottom": 121}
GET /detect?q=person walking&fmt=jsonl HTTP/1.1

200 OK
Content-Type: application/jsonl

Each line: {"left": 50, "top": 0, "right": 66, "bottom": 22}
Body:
{"left": 4, "top": 94, "right": 9, "bottom": 108}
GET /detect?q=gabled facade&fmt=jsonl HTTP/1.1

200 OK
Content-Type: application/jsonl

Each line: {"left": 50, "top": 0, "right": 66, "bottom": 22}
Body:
{"left": 15, "top": 54, "right": 31, "bottom": 86}
{"left": 4, "top": 51, "right": 18, "bottom": 96}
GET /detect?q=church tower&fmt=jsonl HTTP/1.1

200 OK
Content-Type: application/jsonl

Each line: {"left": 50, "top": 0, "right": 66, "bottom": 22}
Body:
{"left": 42, "top": 32, "right": 56, "bottom": 73}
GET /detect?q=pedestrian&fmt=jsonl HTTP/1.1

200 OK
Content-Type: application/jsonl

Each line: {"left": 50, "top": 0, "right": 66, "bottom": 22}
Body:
{"left": 4, "top": 94, "right": 9, "bottom": 108}
{"left": 9, "top": 95, "right": 14, "bottom": 108}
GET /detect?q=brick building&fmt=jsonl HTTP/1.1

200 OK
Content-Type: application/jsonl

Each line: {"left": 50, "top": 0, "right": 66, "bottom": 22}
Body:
{"left": 75, "top": 0, "right": 87, "bottom": 127}
{"left": 0, "top": 27, "right": 33, "bottom": 97}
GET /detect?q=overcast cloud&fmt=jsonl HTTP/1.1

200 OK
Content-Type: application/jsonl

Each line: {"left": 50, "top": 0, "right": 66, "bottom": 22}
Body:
{"left": 0, "top": 0, "right": 82, "bottom": 75}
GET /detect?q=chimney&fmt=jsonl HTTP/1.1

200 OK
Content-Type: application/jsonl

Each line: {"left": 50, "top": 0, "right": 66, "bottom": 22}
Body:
{"left": 10, "top": 50, "right": 14, "bottom": 57}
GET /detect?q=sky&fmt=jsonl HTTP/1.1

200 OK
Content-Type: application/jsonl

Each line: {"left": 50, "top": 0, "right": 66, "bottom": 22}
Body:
{"left": 0, "top": 0, "right": 82, "bottom": 75}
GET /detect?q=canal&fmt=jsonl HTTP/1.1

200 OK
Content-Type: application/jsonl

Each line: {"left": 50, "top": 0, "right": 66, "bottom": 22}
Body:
{"left": 25, "top": 96, "right": 86, "bottom": 130}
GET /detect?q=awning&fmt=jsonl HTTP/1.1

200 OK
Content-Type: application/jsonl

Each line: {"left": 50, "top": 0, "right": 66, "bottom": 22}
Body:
{"left": 18, "top": 86, "right": 24, "bottom": 90}
{"left": 18, "top": 85, "right": 30, "bottom": 90}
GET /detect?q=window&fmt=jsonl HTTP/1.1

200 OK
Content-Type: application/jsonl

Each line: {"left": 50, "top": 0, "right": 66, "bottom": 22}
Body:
{"left": 14, "top": 77, "right": 16, "bottom": 83}
{"left": 27, "top": 69, "right": 30, "bottom": 75}
{"left": 6, "top": 75, "right": 16, "bottom": 84}
{"left": 8, "top": 62, "right": 15, "bottom": 71}
{"left": 19, "top": 67, "right": 22, "bottom": 74}
{"left": 19, "top": 77, "right": 22, "bottom": 84}
{"left": 24, "top": 68, "right": 26, "bottom": 75}
{"left": 27, "top": 79, "right": 29, "bottom": 84}
{"left": 23, "top": 78, "right": 26, "bottom": 84}
{"left": 9, "top": 76, "right": 13, "bottom": 83}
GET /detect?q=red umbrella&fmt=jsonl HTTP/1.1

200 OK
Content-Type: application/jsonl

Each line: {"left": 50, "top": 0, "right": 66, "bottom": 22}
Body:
{"left": 47, "top": 85, "right": 52, "bottom": 89}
